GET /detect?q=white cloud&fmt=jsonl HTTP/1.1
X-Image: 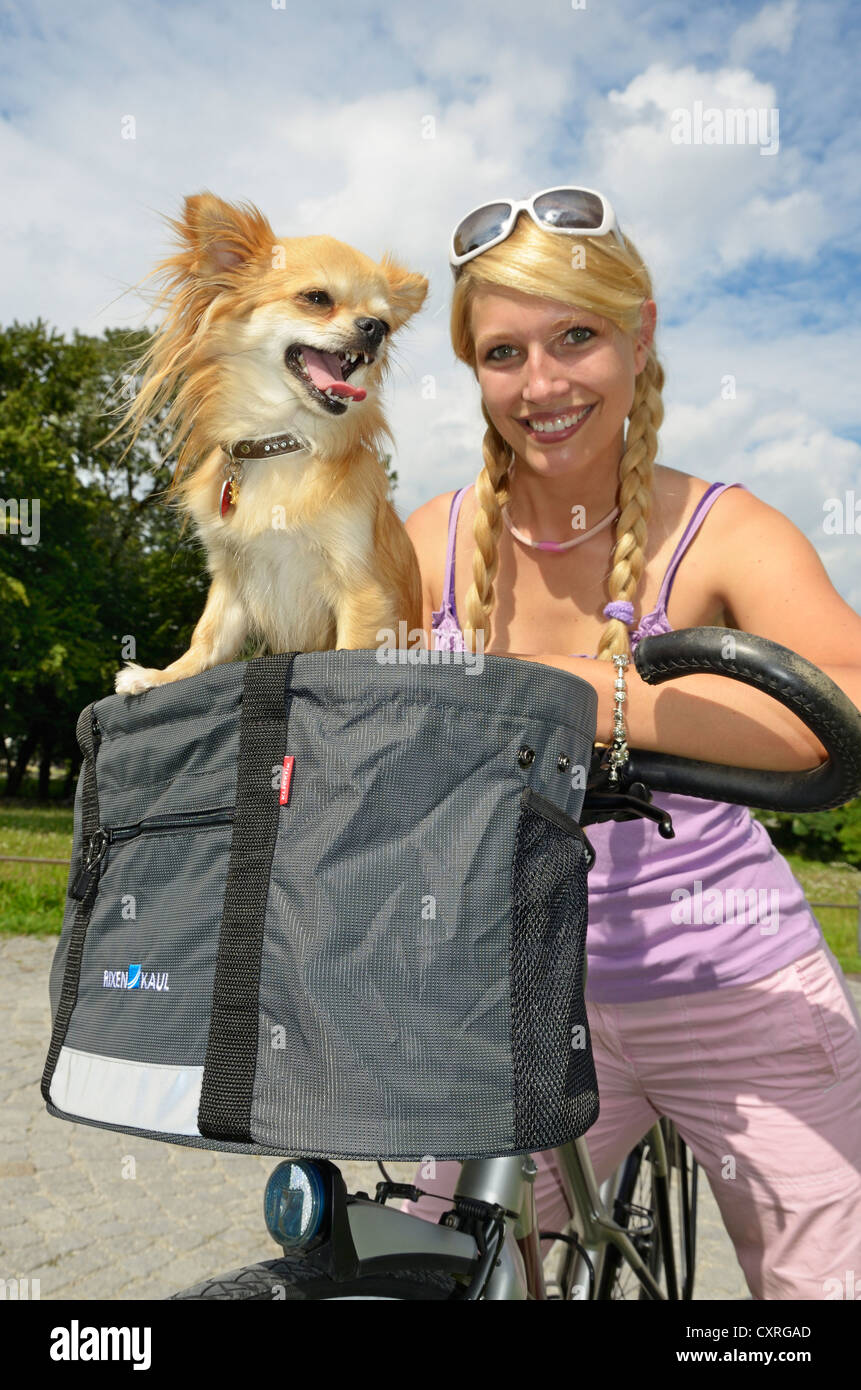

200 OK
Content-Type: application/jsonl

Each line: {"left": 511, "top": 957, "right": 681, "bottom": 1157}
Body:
{"left": 582, "top": 62, "right": 832, "bottom": 296}
{"left": 660, "top": 310, "right": 861, "bottom": 437}
{"left": 729, "top": 0, "right": 800, "bottom": 65}
{"left": 716, "top": 190, "right": 830, "bottom": 267}
{"left": 0, "top": 0, "right": 857, "bottom": 611}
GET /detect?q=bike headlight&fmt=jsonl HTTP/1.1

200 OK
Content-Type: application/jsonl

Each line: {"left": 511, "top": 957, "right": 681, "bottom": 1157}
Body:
{"left": 264, "top": 1160, "right": 327, "bottom": 1250}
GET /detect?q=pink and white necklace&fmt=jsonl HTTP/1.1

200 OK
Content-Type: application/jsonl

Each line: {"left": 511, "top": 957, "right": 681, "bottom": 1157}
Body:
{"left": 502, "top": 494, "right": 620, "bottom": 552}
{"left": 497, "top": 466, "right": 635, "bottom": 630}
{"left": 502, "top": 460, "right": 619, "bottom": 552}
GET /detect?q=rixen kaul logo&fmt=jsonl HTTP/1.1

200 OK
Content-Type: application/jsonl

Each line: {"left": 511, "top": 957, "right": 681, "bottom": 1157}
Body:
{"left": 102, "top": 964, "right": 170, "bottom": 992}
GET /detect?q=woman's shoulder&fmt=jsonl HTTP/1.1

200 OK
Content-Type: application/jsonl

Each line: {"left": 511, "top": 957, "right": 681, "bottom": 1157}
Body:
{"left": 403, "top": 489, "right": 468, "bottom": 608}
{"left": 653, "top": 463, "right": 752, "bottom": 504}
{"left": 404, "top": 488, "right": 460, "bottom": 553}
{"left": 651, "top": 467, "right": 773, "bottom": 628}
{"left": 652, "top": 465, "right": 758, "bottom": 537}
{"left": 406, "top": 470, "right": 754, "bottom": 543}
{"left": 654, "top": 464, "right": 712, "bottom": 506}
{"left": 404, "top": 486, "right": 476, "bottom": 547}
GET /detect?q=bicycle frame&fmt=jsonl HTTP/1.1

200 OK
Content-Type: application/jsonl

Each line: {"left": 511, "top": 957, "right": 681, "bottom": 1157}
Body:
{"left": 438, "top": 1121, "right": 678, "bottom": 1299}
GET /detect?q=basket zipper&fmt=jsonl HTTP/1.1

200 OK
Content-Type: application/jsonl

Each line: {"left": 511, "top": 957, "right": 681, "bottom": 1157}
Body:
{"left": 70, "top": 805, "right": 234, "bottom": 900}
{"left": 69, "top": 711, "right": 104, "bottom": 900}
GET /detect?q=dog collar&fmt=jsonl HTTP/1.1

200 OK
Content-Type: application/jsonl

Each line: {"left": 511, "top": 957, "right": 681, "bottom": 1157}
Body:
{"left": 218, "top": 431, "right": 310, "bottom": 518}
{"left": 223, "top": 432, "right": 309, "bottom": 461}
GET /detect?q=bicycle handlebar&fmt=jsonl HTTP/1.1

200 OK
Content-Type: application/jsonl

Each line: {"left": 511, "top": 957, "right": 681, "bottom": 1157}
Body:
{"left": 593, "top": 627, "right": 861, "bottom": 813}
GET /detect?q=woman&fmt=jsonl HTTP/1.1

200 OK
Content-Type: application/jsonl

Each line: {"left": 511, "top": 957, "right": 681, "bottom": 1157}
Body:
{"left": 401, "top": 187, "right": 861, "bottom": 1300}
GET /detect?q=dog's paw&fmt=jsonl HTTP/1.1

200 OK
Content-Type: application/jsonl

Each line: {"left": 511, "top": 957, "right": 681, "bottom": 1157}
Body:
{"left": 114, "top": 664, "right": 165, "bottom": 696}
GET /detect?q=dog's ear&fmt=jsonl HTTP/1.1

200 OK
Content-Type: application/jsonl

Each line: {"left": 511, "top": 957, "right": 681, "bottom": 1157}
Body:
{"left": 179, "top": 192, "right": 275, "bottom": 288}
{"left": 380, "top": 253, "right": 429, "bottom": 329}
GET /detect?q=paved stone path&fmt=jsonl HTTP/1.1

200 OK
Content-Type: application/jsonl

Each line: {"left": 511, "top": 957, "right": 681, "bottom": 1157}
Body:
{"left": 3, "top": 936, "right": 859, "bottom": 1300}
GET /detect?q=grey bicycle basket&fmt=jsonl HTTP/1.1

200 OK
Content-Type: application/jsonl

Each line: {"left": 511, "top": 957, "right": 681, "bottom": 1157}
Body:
{"left": 43, "top": 649, "right": 600, "bottom": 1161}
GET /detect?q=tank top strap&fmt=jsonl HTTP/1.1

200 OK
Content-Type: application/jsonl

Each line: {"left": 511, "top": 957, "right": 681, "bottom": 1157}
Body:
{"left": 443, "top": 485, "right": 470, "bottom": 609}
{"left": 655, "top": 481, "right": 747, "bottom": 613}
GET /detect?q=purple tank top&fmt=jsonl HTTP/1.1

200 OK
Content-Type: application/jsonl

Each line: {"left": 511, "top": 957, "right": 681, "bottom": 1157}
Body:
{"left": 431, "top": 481, "right": 822, "bottom": 1003}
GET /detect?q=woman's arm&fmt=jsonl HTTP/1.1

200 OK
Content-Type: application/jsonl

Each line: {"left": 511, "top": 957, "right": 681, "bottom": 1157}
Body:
{"left": 507, "top": 489, "right": 861, "bottom": 774}
{"left": 502, "top": 652, "right": 831, "bottom": 772}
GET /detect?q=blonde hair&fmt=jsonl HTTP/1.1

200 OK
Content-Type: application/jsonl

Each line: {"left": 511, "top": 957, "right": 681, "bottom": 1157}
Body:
{"left": 451, "top": 213, "right": 665, "bottom": 661}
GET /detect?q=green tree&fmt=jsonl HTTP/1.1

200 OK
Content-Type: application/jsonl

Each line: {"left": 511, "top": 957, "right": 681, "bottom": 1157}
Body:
{"left": 0, "top": 320, "right": 208, "bottom": 799}
{"left": 1, "top": 322, "right": 406, "bottom": 801}
{"left": 751, "top": 803, "right": 861, "bottom": 869}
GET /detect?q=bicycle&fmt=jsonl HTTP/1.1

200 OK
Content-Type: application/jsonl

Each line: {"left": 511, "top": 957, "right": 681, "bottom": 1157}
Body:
{"left": 166, "top": 1117, "right": 695, "bottom": 1301}
{"left": 547, "top": 1115, "right": 698, "bottom": 1300}
{"left": 168, "top": 626, "right": 861, "bottom": 1300}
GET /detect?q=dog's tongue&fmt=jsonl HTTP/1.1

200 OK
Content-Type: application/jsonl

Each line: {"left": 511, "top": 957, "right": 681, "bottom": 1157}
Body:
{"left": 302, "top": 347, "right": 366, "bottom": 401}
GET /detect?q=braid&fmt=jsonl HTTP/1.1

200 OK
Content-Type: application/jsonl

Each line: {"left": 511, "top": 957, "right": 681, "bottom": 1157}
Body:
{"left": 461, "top": 403, "right": 513, "bottom": 654}
{"left": 595, "top": 352, "right": 665, "bottom": 662}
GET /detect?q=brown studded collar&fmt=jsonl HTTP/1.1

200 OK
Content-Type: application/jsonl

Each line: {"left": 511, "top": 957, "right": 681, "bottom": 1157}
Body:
{"left": 223, "top": 431, "right": 309, "bottom": 461}
{"left": 218, "top": 431, "right": 310, "bottom": 518}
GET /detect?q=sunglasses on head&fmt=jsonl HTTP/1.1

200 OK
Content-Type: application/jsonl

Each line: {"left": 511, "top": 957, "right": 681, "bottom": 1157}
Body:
{"left": 450, "top": 186, "right": 625, "bottom": 275}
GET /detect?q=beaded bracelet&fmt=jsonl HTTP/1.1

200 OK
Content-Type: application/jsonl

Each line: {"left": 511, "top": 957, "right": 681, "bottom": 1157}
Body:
{"left": 606, "top": 653, "right": 631, "bottom": 788}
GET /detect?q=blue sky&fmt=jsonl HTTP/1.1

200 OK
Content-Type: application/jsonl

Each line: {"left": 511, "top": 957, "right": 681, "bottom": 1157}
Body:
{"left": 2, "top": 0, "right": 859, "bottom": 608}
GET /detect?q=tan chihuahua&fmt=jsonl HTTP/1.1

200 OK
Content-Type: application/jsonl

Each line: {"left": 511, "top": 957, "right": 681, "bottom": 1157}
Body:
{"left": 112, "top": 191, "right": 427, "bottom": 694}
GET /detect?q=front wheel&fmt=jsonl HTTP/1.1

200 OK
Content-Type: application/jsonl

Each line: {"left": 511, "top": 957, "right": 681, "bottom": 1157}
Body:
{"left": 168, "top": 1255, "right": 462, "bottom": 1300}
{"left": 595, "top": 1139, "right": 662, "bottom": 1300}
{"left": 596, "top": 1124, "right": 697, "bottom": 1300}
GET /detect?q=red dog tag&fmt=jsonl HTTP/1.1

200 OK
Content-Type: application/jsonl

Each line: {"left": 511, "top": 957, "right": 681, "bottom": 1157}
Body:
{"left": 279, "top": 755, "right": 295, "bottom": 806}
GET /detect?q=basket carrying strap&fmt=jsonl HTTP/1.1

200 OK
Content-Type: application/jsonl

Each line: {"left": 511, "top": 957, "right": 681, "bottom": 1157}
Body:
{"left": 41, "top": 703, "right": 101, "bottom": 1103}
{"left": 198, "top": 653, "right": 295, "bottom": 1142}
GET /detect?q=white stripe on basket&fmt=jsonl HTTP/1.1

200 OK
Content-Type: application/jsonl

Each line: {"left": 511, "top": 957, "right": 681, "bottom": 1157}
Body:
{"left": 51, "top": 1046, "right": 204, "bottom": 1135}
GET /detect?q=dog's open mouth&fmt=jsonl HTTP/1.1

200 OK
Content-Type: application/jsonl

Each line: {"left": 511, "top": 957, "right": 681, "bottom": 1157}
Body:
{"left": 285, "top": 344, "right": 373, "bottom": 413}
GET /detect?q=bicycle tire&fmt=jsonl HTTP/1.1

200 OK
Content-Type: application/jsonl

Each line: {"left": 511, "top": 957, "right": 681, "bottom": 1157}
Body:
{"left": 168, "top": 1256, "right": 462, "bottom": 1301}
{"left": 668, "top": 1122, "right": 699, "bottom": 1300}
{"left": 596, "top": 1127, "right": 697, "bottom": 1300}
{"left": 595, "top": 1139, "right": 662, "bottom": 1300}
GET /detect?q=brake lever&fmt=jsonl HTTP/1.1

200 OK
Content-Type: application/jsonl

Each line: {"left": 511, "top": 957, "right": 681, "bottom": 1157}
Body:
{"left": 580, "top": 787, "right": 675, "bottom": 838}
{"left": 581, "top": 747, "right": 676, "bottom": 838}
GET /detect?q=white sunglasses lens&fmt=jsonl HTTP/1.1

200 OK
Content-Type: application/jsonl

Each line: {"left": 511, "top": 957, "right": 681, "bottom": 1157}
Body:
{"left": 533, "top": 189, "right": 606, "bottom": 230}
{"left": 452, "top": 202, "right": 513, "bottom": 259}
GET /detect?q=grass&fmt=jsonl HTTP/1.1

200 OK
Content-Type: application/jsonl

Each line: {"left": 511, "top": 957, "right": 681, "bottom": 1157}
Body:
{"left": 782, "top": 852, "right": 861, "bottom": 975}
{"left": 2, "top": 788, "right": 860, "bottom": 974}
{"left": 0, "top": 794, "right": 76, "bottom": 935}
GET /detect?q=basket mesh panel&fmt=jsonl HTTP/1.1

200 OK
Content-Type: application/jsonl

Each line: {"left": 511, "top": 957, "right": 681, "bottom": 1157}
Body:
{"left": 510, "top": 794, "right": 599, "bottom": 1150}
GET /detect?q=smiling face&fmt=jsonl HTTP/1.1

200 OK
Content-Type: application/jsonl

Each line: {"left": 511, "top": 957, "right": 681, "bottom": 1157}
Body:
{"left": 470, "top": 283, "right": 654, "bottom": 480}
{"left": 198, "top": 233, "right": 427, "bottom": 449}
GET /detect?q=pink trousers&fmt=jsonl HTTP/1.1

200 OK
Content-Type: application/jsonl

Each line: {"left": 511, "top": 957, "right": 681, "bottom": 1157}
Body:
{"left": 401, "top": 944, "right": 861, "bottom": 1300}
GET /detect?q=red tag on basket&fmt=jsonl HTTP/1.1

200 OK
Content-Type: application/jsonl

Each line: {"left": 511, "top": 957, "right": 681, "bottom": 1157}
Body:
{"left": 279, "top": 755, "right": 295, "bottom": 805}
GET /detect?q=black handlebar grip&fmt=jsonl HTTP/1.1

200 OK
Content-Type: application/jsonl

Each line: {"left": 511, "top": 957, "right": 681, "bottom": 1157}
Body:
{"left": 622, "top": 627, "right": 861, "bottom": 812}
